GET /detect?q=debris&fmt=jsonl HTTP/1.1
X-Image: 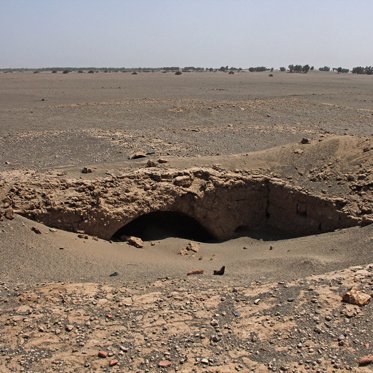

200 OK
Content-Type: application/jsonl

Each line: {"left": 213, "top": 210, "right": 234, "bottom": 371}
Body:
{"left": 213, "top": 266, "right": 225, "bottom": 275}
{"left": 31, "top": 227, "right": 42, "bottom": 234}
{"left": 109, "top": 272, "right": 119, "bottom": 277}
{"left": 187, "top": 269, "right": 204, "bottom": 276}
{"left": 342, "top": 288, "right": 371, "bottom": 306}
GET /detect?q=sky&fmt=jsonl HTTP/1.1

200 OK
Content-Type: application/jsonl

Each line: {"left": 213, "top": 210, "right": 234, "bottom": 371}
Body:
{"left": 1, "top": 0, "right": 372, "bottom": 69}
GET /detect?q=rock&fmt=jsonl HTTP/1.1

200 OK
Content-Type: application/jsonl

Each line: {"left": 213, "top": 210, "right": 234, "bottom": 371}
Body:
{"left": 146, "top": 160, "right": 157, "bottom": 167}
{"left": 213, "top": 266, "right": 225, "bottom": 276}
{"left": 187, "top": 269, "right": 204, "bottom": 276}
{"left": 127, "top": 236, "right": 144, "bottom": 248}
{"left": 109, "top": 359, "right": 119, "bottom": 367}
{"left": 31, "top": 227, "right": 42, "bottom": 234}
{"left": 158, "top": 158, "right": 168, "bottom": 164}
{"left": 158, "top": 360, "right": 172, "bottom": 368}
{"left": 109, "top": 272, "right": 119, "bottom": 277}
{"left": 98, "top": 351, "right": 108, "bottom": 358}
{"left": 301, "top": 137, "right": 310, "bottom": 144}
{"left": 65, "top": 324, "right": 74, "bottom": 332}
{"left": 174, "top": 175, "right": 193, "bottom": 187}
{"left": 358, "top": 355, "right": 373, "bottom": 366}
{"left": 201, "top": 358, "right": 209, "bottom": 365}
{"left": 254, "top": 298, "right": 261, "bottom": 305}
{"left": 187, "top": 242, "right": 199, "bottom": 253}
{"left": 4, "top": 208, "right": 14, "bottom": 220}
{"left": 129, "top": 151, "right": 146, "bottom": 160}
{"left": 342, "top": 288, "right": 371, "bottom": 306}
{"left": 81, "top": 167, "right": 92, "bottom": 174}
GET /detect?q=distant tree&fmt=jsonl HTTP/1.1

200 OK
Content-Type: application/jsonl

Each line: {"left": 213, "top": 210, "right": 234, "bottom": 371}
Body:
{"left": 302, "top": 65, "right": 310, "bottom": 73}
{"left": 336, "top": 67, "right": 349, "bottom": 73}
{"left": 319, "top": 66, "right": 331, "bottom": 72}
{"left": 289, "top": 64, "right": 310, "bottom": 73}
{"left": 279, "top": 67, "right": 286, "bottom": 72}
{"left": 310, "top": 66, "right": 314, "bottom": 71}
{"left": 248, "top": 66, "right": 268, "bottom": 72}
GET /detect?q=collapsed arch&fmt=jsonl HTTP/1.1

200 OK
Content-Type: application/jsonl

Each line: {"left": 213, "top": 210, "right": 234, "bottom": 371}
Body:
{"left": 112, "top": 211, "right": 216, "bottom": 243}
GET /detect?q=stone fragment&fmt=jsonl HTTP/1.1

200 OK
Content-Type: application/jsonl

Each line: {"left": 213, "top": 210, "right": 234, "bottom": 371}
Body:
{"left": 187, "top": 269, "right": 204, "bottom": 276}
{"left": 127, "top": 236, "right": 144, "bottom": 248}
{"left": 173, "top": 175, "right": 193, "bottom": 187}
{"left": 158, "top": 360, "right": 172, "bottom": 368}
{"left": 98, "top": 351, "right": 108, "bottom": 358}
{"left": 301, "top": 137, "right": 310, "bottom": 144}
{"left": 4, "top": 208, "right": 14, "bottom": 220}
{"left": 358, "top": 355, "right": 373, "bottom": 366}
{"left": 342, "top": 288, "right": 371, "bottom": 306}
{"left": 109, "top": 359, "right": 118, "bottom": 367}
{"left": 129, "top": 151, "right": 146, "bottom": 160}
{"left": 65, "top": 324, "right": 74, "bottom": 332}
{"left": 31, "top": 227, "right": 42, "bottom": 234}
{"left": 213, "top": 266, "right": 225, "bottom": 276}
{"left": 81, "top": 167, "right": 92, "bottom": 174}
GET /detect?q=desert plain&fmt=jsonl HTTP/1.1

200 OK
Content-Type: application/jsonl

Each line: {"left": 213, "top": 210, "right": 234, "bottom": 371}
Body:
{"left": 0, "top": 71, "right": 372, "bottom": 372}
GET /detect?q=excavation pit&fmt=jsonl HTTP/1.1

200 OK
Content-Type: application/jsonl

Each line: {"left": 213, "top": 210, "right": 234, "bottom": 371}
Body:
{"left": 4, "top": 167, "right": 364, "bottom": 243}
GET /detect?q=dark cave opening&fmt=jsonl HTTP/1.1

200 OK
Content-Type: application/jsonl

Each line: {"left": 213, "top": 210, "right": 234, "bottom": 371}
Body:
{"left": 112, "top": 211, "right": 216, "bottom": 243}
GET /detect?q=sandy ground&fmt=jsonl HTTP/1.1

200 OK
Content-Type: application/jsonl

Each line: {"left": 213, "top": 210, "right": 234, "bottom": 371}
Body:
{"left": 0, "top": 71, "right": 372, "bottom": 372}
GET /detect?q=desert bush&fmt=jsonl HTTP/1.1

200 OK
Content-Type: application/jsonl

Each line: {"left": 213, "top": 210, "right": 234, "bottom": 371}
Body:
{"left": 131, "top": 71, "right": 138, "bottom": 75}
{"left": 175, "top": 71, "right": 182, "bottom": 75}
{"left": 319, "top": 66, "right": 331, "bottom": 72}
{"left": 62, "top": 70, "right": 70, "bottom": 74}
{"left": 279, "top": 67, "right": 286, "bottom": 72}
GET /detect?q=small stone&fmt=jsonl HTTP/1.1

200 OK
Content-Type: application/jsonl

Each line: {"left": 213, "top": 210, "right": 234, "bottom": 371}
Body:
{"left": 127, "top": 236, "right": 144, "bottom": 248}
{"left": 187, "top": 269, "right": 204, "bottom": 276}
{"left": 129, "top": 151, "right": 146, "bottom": 160}
{"left": 342, "top": 288, "right": 371, "bottom": 306}
{"left": 158, "top": 360, "right": 172, "bottom": 368}
{"left": 358, "top": 355, "right": 373, "bottom": 366}
{"left": 158, "top": 158, "right": 168, "bottom": 164}
{"left": 31, "top": 227, "right": 42, "bottom": 234}
{"left": 109, "top": 359, "right": 118, "bottom": 367}
{"left": 98, "top": 351, "right": 108, "bottom": 358}
{"left": 65, "top": 324, "right": 74, "bottom": 332}
{"left": 301, "top": 137, "right": 310, "bottom": 144}
{"left": 4, "top": 209, "right": 14, "bottom": 220}
{"left": 201, "top": 358, "right": 209, "bottom": 365}
{"left": 81, "top": 167, "right": 92, "bottom": 174}
{"left": 254, "top": 298, "right": 261, "bottom": 305}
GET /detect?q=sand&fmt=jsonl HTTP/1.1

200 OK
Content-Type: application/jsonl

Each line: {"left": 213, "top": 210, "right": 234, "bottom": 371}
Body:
{"left": 0, "top": 71, "right": 372, "bottom": 372}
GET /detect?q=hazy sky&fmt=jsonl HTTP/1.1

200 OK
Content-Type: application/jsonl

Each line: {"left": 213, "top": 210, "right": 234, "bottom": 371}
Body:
{"left": 1, "top": 0, "right": 372, "bottom": 68}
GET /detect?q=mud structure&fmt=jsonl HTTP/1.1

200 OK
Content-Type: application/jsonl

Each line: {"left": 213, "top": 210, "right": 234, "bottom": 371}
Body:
{"left": 3, "top": 167, "right": 361, "bottom": 242}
